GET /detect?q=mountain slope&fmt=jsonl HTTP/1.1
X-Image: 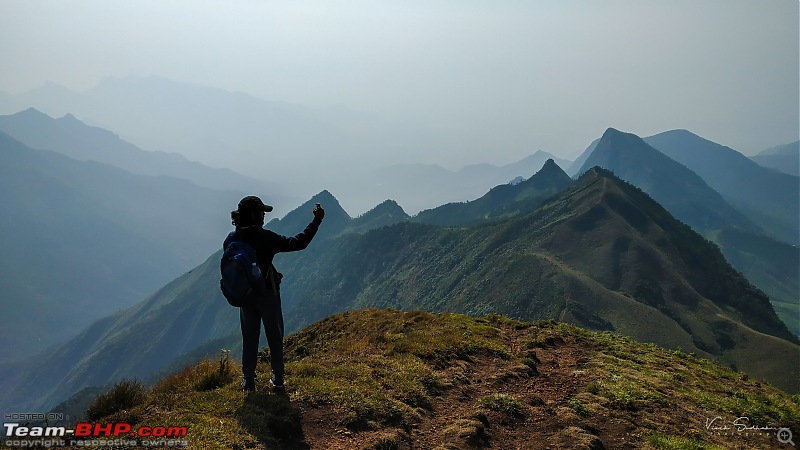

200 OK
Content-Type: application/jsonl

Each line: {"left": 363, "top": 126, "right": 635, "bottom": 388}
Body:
{"left": 412, "top": 159, "right": 572, "bottom": 226}
{"left": 0, "top": 131, "right": 241, "bottom": 361}
{"left": 71, "top": 309, "right": 800, "bottom": 450}
{"left": 576, "top": 128, "right": 799, "bottom": 337}
{"left": 645, "top": 129, "right": 799, "bottom": 244}
{"left": 279, "top": 168, "right": 798, "bottom": 391}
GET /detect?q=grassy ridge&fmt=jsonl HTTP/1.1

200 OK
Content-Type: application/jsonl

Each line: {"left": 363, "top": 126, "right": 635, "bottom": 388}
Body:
{"left": 49, "top": 309, "right": 800, "bottom": 450}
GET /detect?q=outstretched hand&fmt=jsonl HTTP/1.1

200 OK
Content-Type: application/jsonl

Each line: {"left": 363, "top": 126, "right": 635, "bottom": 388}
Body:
{"left": 313, "top": 203, "right": 325, "bottom": 220}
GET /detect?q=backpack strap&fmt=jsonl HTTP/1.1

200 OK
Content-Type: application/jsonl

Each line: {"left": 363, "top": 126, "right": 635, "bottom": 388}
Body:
{"left": 264, "top": 263, "right": 280, "bottom": 298}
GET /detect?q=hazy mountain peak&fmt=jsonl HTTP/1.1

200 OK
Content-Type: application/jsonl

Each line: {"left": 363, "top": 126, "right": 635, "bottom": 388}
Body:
{"left": 519, "top": 158, "right": 571, "bottom": 190}
{"left": 758, "top": 140, "right": 799, "bottom": 156}
{"left": 367, "top": 199, "right": 406, "bottom": 213}
{"left": 59, "top": 112, "right": 81, "bottom": 122}
{"left": 27, "top": 81, "right": 75, "bottom": 96}
{"left": 18, "top": 106, "right": 50, "bottom": 117}
{"left": 588, "top": 128, "right": 681, "bottom": 171}
{"left": 309, "top": 190, "right": 341, "bottom": 208}
{"left": 599, "top": 127, "right": 636, "bottom": 144}
{"left": 644, "top": 128, "right": 799, "bottom": 243}
{"left": 348, "top": 199, "right": 410, "bottom": 233}
{"left": 266, "top": 190, "right": 351, "bottom": 238}
{"left": 750, "top": 141, "right": 799, "bottom": 176}
{"left": 538, "top": 158, "right": 564, "bottom": 173}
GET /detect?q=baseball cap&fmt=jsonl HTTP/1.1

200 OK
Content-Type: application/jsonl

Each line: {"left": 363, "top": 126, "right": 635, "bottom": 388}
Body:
{"left": 237, "top": 196, "right": 273, "bottom": 213}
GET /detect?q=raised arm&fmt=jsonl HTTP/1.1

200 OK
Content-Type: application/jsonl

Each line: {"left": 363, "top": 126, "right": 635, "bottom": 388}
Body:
{"left": 270, "top": 203, "right": 325, "bottom": 253}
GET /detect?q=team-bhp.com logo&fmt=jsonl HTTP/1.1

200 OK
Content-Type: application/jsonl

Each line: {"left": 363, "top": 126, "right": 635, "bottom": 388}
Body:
{"left": 4, "top": 422, "right": 188, "bottom": 447}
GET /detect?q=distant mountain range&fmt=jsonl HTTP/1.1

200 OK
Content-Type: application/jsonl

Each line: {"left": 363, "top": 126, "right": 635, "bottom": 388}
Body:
{"left": 4, "top": 159, "right": 797, "bottom": 417}
{"left": 644, "top": 129, "right": 799, "bottom": 245}
{"left": 0, "top": 77, "right": 571, "bottom": 215}
{"left": 0, "top": 76, "right": 451, "bottom": 211}
{"left": 577, "top": 129, "right": 763, "bottom": 234}
{"left": 0, "top": 108, "right": 299, "bottom": 214}
{"left": 751, "top": 140, "right": 799, "bottom": 176}
{"left": 572, "top": 128, "right": 798, "bottom": 337}
{"left": 0, "top": 102, "right": 568, "bottom": 359}
{"left": 0, "top": 131, "right": 245, "bottom": 361}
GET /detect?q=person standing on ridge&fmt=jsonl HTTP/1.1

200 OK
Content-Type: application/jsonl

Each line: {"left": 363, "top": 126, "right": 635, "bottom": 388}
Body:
{"left": 224, "top": 196, "right": 324, "bottom": 391}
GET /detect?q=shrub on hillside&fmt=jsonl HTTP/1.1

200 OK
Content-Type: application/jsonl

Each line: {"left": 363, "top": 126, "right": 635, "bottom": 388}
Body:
{"left": 84, "top": 379, "right": 147, "bottom": 421}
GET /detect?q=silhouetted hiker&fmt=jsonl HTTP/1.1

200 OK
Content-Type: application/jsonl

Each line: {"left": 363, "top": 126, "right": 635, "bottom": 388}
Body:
{"left": 224, "top": 196, "right": 324, "bottom": 391}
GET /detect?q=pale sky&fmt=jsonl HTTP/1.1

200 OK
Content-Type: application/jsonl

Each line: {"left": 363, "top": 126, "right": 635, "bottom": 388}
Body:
{"left": 1, "top": 0, "right": 798, "bottom": 163}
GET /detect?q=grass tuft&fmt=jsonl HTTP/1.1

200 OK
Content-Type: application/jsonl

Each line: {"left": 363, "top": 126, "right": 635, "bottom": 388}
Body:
{"left": 84, "top": 379, "right": 147, "bottom": 422}
{"left": 477, "top": 393, "right": 525, "bottom": 417}
{"left": 647, "top": 432, "right": 726, "bottom": 450}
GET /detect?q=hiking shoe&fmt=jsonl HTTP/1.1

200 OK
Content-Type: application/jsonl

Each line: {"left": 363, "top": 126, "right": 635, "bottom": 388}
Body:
{"left": 270, "top": 376, "right": 284, "bottom": 391}
{"left": 242, "top": 377, "right": 255, "bottom": 392}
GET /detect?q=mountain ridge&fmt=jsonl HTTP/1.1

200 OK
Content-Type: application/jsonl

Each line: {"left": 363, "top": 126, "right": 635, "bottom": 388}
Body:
{"left": 2, "top": 159, "right": 797, "bottom": 420}
{"left": 279, "top": 166, "right": 798, "bottom": 390}
{"left": 412, "top": 158, "right": 572, "bottom": 226}
{"left": 578, "top": 128, "right": 763, "bottom": 234}
{"left": 644, "top": 128, "right": 799, "bottom": 244}
{"left": 575, "top": 128, "right": 799, "bottom": 337}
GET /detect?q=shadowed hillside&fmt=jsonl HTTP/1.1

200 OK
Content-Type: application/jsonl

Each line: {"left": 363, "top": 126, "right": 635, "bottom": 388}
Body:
{"left": 45, "top": 309, "right": 800, "bottom": 450}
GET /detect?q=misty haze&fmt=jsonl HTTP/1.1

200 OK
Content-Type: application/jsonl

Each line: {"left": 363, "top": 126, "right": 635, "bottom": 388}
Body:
{"left": 0, "top": 1, "right": 798, "bottom": 449}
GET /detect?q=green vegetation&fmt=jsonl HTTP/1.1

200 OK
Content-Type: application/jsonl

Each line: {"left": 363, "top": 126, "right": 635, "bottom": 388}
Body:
{"left": 580, "top": 328, "right": 800, "bottom": 418}
{"left": 647, "top": 433, "right": 726, "bottom": 450}
{"left": 478, "top": 393, "right": 525, "bottom": 417}
{"left": 84, "top": 379, "right": 147, "bottom": 422}
{"left": 66, "top": 309, "right": 799, "bottom": 450}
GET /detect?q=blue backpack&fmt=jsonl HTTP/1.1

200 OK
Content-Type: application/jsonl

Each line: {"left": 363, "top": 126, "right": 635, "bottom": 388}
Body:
{"left": 219, "top": 239, "right": 269, "bottom": 307}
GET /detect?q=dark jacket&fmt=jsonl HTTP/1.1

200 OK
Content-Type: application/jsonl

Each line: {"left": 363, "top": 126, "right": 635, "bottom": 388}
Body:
{"left": 223, "top": 217, "right": 322, "bottom": 292}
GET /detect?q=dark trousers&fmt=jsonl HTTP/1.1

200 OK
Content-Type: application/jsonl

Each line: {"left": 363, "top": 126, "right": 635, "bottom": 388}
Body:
{"left": 240, "top": 293, "right": 284, "bottom": 380}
